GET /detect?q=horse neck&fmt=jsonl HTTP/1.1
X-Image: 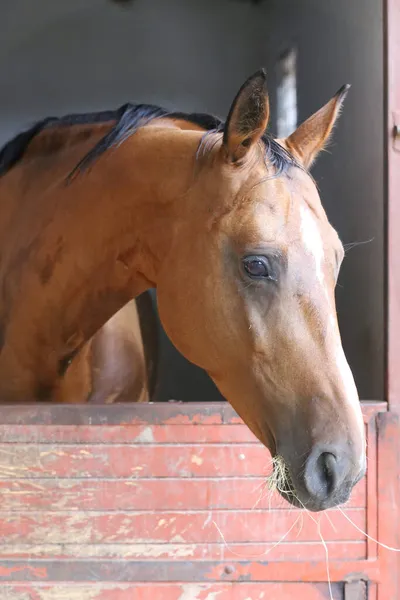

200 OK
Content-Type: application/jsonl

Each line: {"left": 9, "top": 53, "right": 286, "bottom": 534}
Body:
{"left": 75, "top": 126, "right": 200, "bottom": 290}
{"left": 7, "top": 126, "right": 201, "bottom": 349}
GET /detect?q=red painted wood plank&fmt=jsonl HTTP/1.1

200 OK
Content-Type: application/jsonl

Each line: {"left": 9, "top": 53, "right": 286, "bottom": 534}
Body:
{"left": 0, "top": 400, "right": 386, "bottom": 426}
{"left": 0, "top": 558, "right": 379, "bottom": 583}
{"left": 206, "top": 559, "right": 380, "bottom": 584}
{"left": 0, "top": 405, "right": 382, "bottom": 444}
{"left": 0, "top": 477, "right": 366, "bottom": 511}
{"left": 0, "top": 403, "right": 230, "bottom": 426}
{"left": 0, "top": 541, "right": 366, "bottom": 561}
{"left": 0, "top": 424, "right": 259, "bottom": 444}
{"left": 365, "top": 411, "right": 378, "bottom": 560}
{"left": 0, "top": 443, "right": 272, "bottom": 479}
{"left": 1, "top": 582, "right": 343, "bottom": 600}
{"left": 0, "top": 509, "right": 365, "bottom": 544}
{"left": 0, "top": 442, "right": 372, "bottom": 484}
{"left": 376, "top": 412, "right": 400, "bottom": 600}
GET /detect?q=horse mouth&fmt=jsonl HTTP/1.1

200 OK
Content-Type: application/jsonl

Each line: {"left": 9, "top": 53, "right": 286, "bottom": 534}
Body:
{"left": 270, "top": 456, "right": 328, "bottom": 512}
{"left": 269, "top": 456, "right": 305, "bottom": 509}
{"left": 275, "top": 477, "right": 305, "bottom": 509}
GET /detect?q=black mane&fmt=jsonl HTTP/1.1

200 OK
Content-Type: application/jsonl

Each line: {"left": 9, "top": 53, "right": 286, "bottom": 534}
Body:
{"left": 0, "top": 102, "right": 298, "bottom": 179}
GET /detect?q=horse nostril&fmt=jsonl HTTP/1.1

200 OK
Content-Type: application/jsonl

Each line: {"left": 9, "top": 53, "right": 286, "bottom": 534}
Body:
{"left": 317, "top": 452, "right": 337, "bottom": 495}
{"left": 304, "top": 450, "right": 339, "bottom": 502}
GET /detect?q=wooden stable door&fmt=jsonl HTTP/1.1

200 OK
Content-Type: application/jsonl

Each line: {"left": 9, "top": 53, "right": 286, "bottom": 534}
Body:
{"left": 0, "top": 401, "right": 395, "bottom": 600}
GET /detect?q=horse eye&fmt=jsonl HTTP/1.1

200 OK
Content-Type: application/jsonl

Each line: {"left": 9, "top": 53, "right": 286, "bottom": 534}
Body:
{"left": 243, "top": 256, "right": 271, "bottom": 279}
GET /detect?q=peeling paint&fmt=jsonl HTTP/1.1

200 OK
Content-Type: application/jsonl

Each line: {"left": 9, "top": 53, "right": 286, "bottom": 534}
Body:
{"left": 17, "top": 586, "right": 100, "bottom": 600}
{"left": 178, "top": 586, "right": 222, "bottom": 600}
{"left": 170, "top": 534, "right": 186, "bottom": 543}
{"left": 178, "top": 584, "right": 208, "bottom": 600}
{"left": 206, "top": 591, "right": 223, "bottom": 600}
{"left": 0, "top": 542, "right": 197, "bottom": 559}
{"left": 0, "top": 565, "right": 47, "bottom": 578}
{"left": 191, "top": 455, "right": 203, "bottom": 466}
{"left": 126, "top": 543, "right": 195, "bottom": 559}
{"left": 134, "top": 426, "right": 154, "bottom": 443}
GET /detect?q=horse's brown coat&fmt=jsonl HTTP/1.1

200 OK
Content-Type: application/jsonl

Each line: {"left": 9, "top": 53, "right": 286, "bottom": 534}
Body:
{"left": 0, "top": 71, "right": 365, "bottom": 510}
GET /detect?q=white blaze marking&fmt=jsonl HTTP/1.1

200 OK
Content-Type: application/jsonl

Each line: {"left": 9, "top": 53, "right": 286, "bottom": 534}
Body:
{"left": 336, "top": 347, "right": 359, "bottom": 408}
{"left": 299, "top": 205, "right": 364, "bottom": 465}
{"left": 300, "top": 205, "right": 324, "bottom": 285}
{"left": 336, "top": 344, "right": 366, "bottom": 465}
{"left": 300, "top": 204, "right": 334, "bottom": 318}
{"left": 300, "top": 206, "right": 365, "bottom": 464}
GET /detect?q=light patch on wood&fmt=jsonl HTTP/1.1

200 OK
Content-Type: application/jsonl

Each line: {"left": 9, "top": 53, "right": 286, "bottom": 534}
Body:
{"left": 178, "top": 584, "right": 221, "bottom": 600}
{"left": 123, "top": 543, "right": 195, "bottom": 559}
{"left": 2, "top": 586, "right": 223, "bottom": 600}
{"left": 170, "top": 534, "right": 187, "bottom": 543}
{"left": 0, "top": 587, "right": 32, "bottom": 600}
{"left": 191, "top": 455, "right": 203, "bottom": 466}
{"left": 1, "top": 586, "right": 100, "bottom": 600}
{"left": 4, "top": 513, "right": 94, "bottom": 544}
{"left": 45, "top": 589, "right": 99, "bottom": 600}
{"left": 121, "top": 543, "right": 195, "bottom": 559}
{"left": 206, "top": 590, "right": 223, "bottom": 600}
{"left": 134, "top": 426, "right": 154, "bottom": 443}
{"left": 0, "top": 542, "right": 196, "bottom": 559}
{"left": 1, "top": 489, "right": 41, "bottom": 495}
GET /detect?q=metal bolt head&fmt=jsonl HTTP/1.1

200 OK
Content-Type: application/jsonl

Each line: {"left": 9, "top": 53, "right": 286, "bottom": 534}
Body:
{"left": 224, "top": 565, "right": 234, "bottom": 575}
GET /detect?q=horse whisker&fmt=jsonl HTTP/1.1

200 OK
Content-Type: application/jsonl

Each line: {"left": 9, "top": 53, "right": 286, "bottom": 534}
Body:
{"left": 337, "top": 505, "right": 400, "bottom": 552}
{"left": 343, "top": 237, "right": 374, "bottom": 253}
{"left": 324, "top": 510, "right": 338, "bottom": 534}
{"left": 212, "top": 513, "right": 302, "bottom": 560}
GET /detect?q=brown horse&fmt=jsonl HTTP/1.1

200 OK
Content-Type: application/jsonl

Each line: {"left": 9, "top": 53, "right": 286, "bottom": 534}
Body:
{"left": 55, "top": 295, "right": 158, "bottom": 404}
{"left": 0, "top": 70, "right": 365, "bottom": 511}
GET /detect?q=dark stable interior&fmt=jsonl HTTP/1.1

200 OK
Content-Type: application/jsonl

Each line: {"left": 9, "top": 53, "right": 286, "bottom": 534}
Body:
{"left": 0, "top": 0, "right": 384, "bottom": 403}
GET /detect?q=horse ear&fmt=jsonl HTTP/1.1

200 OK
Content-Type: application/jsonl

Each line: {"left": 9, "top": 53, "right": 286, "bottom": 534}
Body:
{"left": 223, "top": 70, "right": 270, "bottom": 163}
{"left": 286, "top": 84, "right": 350, "bottom": 169}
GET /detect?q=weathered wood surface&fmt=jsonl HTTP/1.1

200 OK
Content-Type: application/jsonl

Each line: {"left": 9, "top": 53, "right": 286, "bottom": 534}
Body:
{"left": 1, "top": 582, "right": 344, "bottom": 600}
{"left": 0, "top": 401, "right": 387, "bottom": 599}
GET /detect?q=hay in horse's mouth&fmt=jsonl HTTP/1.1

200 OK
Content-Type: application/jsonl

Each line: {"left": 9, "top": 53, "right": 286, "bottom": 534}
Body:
{"left": 266, "top": 455, "right": 304, "bottom": 509}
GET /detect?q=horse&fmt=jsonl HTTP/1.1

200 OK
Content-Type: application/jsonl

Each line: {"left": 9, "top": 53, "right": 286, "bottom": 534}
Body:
{"left": 55, "top": 294, "right": 158, "bottom": 404}
{"left": 0, "top": 69, "right": 365, "bottom": 511}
